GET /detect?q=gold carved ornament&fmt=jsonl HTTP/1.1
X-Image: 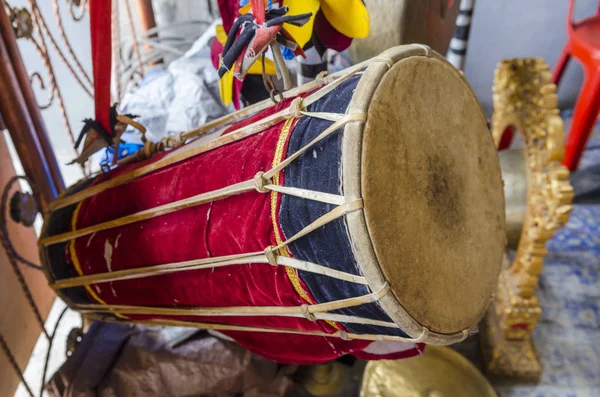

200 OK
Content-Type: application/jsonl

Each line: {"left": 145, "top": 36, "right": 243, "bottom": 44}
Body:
{"left": 482, "top": 58, "right": 574, "bottom": 380}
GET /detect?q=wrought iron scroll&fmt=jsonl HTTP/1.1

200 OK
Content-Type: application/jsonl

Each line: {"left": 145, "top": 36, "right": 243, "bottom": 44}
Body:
{"left": 4, "top": 0, "right": 94, "bottom": 169}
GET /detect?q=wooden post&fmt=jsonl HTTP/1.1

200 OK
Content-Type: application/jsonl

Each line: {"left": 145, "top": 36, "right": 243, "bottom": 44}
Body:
{"left": 134, "top": 0, "right": 162, "bottom": 64}
{"left": 0, "top": 6, "right": 64, "bottom": 214}
{"left": 0, "top": 6, "right": 64, "bottom": 199}
{"left": 135, "top": 0, "right": 157, "bottom": 38}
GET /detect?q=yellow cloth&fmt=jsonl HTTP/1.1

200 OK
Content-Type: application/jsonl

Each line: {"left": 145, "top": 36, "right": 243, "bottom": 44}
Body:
{"left": 321, "top": 0, "right": 369, "bottom": 39}
{"left": 216, "top": 24, "right": 228, "bottom": 44}
{"left": 282, "top": 0, "right": 320, "bottom": 48}
{"left": 239, "top": 3, "right": 252, "bottom": 14}
{"left": 282, "top": 0, "right": 369, "bottom": 48}
{"left": 219, "top": 69, "right": 234, "bottom": 106}
{"left": 248, "top": 59, "right": 276, "bottom": 75}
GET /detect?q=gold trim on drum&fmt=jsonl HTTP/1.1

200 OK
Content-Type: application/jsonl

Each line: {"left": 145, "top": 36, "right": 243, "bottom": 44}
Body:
{"left": 481, "top": 58, "right": 574, "bottom": 380}
{"left": 69, "top": 201, "right": 128, "bottom": 319}
{"left": 270, "top": 118, "right": 309, "bottom": 302}
{"left": 269, "top": 117, "right": 337, "bottom": 329}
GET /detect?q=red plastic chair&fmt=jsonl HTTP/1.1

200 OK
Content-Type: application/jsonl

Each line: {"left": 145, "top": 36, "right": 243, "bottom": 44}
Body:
{"left": 553, "top": 0, "right": 600, "bottom": 171}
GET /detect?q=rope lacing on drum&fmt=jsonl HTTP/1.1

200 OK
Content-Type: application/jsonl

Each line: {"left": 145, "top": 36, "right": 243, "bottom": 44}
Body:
{"left": 315, "top": 71, "right": 334, "bottom": 86}
{"left": 253, "top": 171, "right": 270, "bottom": 193}
{"left": 413, "top": 327, "right": 429, "bottom": 344}
{"left": 300, "top": 304, "right": 317, "bottom": 322}
{"left": 73, "top": 283, "right": 403, "bottom": 334}
{"left": 416, "top": 44, "right": 431, "bottom": 56}
{"left": 372, "top": 56, "right": 394, "bottom": 69}
{"left": 288, "top": 97, "right": 304, "bottom": 119}
{"left": 138, "top": 131, "right": 186, "bottom": 161}
{"left": 264, "top": 245, "right": 277, "bottom": 267}
{"left": 49, "top": 57, "right": 379, "bottom": 211}
{"left": 40, "top": 114, "right": 366, "bottom": 247}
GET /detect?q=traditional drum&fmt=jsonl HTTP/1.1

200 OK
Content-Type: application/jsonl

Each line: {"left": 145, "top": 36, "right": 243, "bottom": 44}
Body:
{"left": 39, "top": 45, "right": 505, "bottom": 364}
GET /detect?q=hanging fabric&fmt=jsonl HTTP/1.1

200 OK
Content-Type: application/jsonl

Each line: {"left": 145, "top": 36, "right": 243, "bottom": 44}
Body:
{"left": 71, "top": 0, "right": 142, "bottom": 166}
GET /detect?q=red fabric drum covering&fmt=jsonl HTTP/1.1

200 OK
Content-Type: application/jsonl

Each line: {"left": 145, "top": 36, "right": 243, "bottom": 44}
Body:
{"left": 42, "top": 45, "right": 507, "bottom": 366}
{"left": 49, "top": 89, "right": 421, "bottom": 363}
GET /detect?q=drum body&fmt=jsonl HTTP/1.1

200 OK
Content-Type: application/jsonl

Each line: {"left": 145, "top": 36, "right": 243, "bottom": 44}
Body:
{"left": 40, "top": 46, "right": 505, "bottom": 364}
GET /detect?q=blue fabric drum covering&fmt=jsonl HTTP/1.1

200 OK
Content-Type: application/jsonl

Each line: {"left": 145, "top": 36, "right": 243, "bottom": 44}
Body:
{"left": 280, "top": 76, "right": 409, "bottom": 337}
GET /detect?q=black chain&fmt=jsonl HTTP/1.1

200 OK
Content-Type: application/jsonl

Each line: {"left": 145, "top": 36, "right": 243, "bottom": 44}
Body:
{"left": 40, "top": 306, "right": 69, "bottom": 397}
{"left": 0, "top": 176, "right": 75, "bottom": 396}
{"left": 0, "top": 306, "right": 71, "bottom": 397}
{"left": 0, "top": 176, "right": 48, "bottom": 338}
{"left": 0, "top": 332, "right": 36, "bottom": 397}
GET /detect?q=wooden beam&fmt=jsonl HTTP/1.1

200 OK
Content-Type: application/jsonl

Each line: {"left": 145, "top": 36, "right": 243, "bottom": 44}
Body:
{"left": 0, "top": 12, "right": 63, "bottom": 214}
{"left": 0, "top": 5, "right": 64, "bottom": 200}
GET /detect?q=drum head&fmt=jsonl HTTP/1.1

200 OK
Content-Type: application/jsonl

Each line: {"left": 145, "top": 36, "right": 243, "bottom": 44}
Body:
{"left": 345, "top": 48, "right": 505, "bottom": 336}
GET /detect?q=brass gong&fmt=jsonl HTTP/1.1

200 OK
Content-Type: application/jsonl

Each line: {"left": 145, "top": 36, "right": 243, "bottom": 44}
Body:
{"left": 360, "top": 346, "right": 496, "bottom": 397}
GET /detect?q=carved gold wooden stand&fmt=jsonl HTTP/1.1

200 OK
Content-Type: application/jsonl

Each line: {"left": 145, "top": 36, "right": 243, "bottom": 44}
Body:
{"left": 480, "top": 58, "right": 574, "bottom": 380}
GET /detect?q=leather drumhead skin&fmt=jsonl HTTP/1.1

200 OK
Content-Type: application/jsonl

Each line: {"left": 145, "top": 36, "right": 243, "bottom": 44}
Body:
{"left": 345, "top": 47, "right": 505, "bottom": 336}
